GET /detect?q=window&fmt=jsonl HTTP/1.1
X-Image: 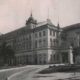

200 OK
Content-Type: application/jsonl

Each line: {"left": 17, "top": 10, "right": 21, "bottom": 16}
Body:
{"left": 50, "top": 29, "right": 52, "bottom": 36}
{"left": 29, "top": 40, "right": 31, "bottom": 49}
{"left": 53, "top": 31, "right": 55, "bottom": 36}
{"left": 29, "top": 35, "right": 31, "bottom": 39}
{"left": 35, "top": 40, "right": 37, "bottom": 48}
{"left": 43, "top": 31, "right": 46, "bottom": 36}
{"left": 53, "top": 55, "right": 55, "bottom": 60}
{"left": 57, "top": 55, "right": 59, "bottom": 60}
{"left": 39, "top": 32, "right": 41, "bottom": 37}
{"left": 79, "top": 41, "right": 80, "bottom": 46}
{"left": 53, "top": 39, "right": 57, "bottom": 46}
{"left": 39, "top": 54, "right": 41, "bottom": 57}
{"left": 35, "top": 33, "right": 37, "bottom": 38}
{"left": 44, "top": 54, "right": 46, "bottom": 58}
{"left": 43, "top": 39, "right": 46, "bottom": 47}
{"left": 39, "top": 39, "right": 42, "bottom": 47}
{"left": 50, "top": 38, "right": 53, "bottom": 47}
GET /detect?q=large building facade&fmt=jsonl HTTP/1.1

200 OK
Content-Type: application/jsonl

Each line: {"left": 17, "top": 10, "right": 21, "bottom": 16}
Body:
{"left": 0, "top": 14, "right": 61, "bottom": 65}
{"left": 0, "top": 14, "right": 80, "bottom": 65}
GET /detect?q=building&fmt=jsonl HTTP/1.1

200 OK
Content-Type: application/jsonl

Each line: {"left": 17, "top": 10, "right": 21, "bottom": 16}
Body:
{"left": 0, "top": 14, "right": 80, "bottom": 65}
{"left": 60, "top": 24, "right": 80, "bottom": 64}
{"left": 0, "top": 14, "right": 62, "bottom": 65}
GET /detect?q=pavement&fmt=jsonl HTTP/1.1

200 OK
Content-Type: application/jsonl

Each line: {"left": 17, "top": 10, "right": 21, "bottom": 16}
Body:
{"left": 8, "top": 65, "right": 80, "bottom": 80}
{"left": 0, "top": 65, "right": 42, "bottom": 80}
{"left": 8, "top": 65, "right": 48, "bottom": 80}
{"left": 0, "top": 65, "right": 80, "bottom": 80}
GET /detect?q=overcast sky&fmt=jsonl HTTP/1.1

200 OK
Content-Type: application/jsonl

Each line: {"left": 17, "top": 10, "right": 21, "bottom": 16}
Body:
{"left": 0, "top": 0, "right": 80, "bottom": 33}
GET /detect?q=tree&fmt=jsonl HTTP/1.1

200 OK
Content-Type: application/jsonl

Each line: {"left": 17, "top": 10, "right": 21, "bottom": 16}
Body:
{"left": 0, "top": 42, "right": 15, "bottom": 66}
{"left": 0, "top": 42, "right": 7, "bottom": 65}
{"left": 72, "top": 47, "right": 80, "bottom": 63}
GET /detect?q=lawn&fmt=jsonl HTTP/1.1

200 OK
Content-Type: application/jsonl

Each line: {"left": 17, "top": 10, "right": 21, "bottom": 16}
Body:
{"left": 39, "top": 64, "right": 80, "bottom": 74}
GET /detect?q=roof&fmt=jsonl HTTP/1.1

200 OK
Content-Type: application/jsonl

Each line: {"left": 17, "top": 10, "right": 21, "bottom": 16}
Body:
{"left": 36, "top": 19, "right": 56, "bottom": 27}
{"left": 36, "top": 21, "right": 48, "bottom": 27}
{"left": 1, "top": 19, "right": 58, "bottom": 39}
{"left": 63, "top": 23, "right": 80, "bottom": 31}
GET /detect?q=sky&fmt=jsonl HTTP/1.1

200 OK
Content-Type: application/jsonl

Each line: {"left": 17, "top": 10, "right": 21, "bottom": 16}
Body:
{"left": 0, "top": 0, "right": 80, "bottom": 33}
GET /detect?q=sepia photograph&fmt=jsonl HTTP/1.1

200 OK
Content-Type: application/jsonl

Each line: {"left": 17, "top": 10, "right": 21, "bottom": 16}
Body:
{"left": 0, "top": 0, "right": 80, "bottom": 80}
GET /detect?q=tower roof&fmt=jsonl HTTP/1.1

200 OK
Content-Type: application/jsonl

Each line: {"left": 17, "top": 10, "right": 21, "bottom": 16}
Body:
{"left": 26, "top": 13, "right": 37, "bottom": 25}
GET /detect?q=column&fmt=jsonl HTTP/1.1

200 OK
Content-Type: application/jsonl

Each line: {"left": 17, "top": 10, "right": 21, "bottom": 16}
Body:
{"left": 68, "top": 46, "right": 74, "bottom": 64}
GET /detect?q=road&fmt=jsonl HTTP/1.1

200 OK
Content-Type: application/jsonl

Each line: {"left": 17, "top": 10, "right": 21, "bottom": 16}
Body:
{"left": 0, "top": 66, "right": 32, "bottom": 80}
{"left": 8, "top": 65, "right": 48, "bottom": 80}
{"left": 1, "top": 65, "right": 80, "bottom": 80}
{"left": 8, "top": 65, "right": 80, "bottom": 80}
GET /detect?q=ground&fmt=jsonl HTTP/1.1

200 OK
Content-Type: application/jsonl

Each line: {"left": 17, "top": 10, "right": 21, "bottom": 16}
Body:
{"left": 0, "top": 65, "right": 80, "bottom": 80}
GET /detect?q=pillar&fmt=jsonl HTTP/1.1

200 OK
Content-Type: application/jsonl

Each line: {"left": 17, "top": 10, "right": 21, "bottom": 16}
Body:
{"left": 68, "top": 46, "right": 74, "bottom": 64}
